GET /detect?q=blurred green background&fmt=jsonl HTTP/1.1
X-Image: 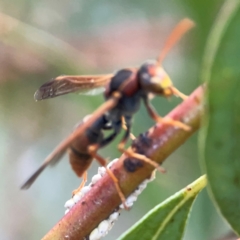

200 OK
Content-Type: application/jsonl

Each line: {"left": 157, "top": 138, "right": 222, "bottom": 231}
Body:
{"left": 0, "top": 0, "right": 232, "bottom": 239}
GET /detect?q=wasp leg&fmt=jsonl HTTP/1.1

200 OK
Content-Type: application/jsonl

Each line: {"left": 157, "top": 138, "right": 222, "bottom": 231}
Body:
{"left": 118, "top": 116, "right": 132, "bottom": 151}
{"left": 121, "top": 116, "right": 135, "bottom": 140}
{"left": 123, "top": 149, "right": 166, "bottom": 174}
{"left": 143, "top": 97, "right": 191, "bottom": 131}
{"left": 118, "top": 118, "right": 166, "bottom": 174}
{"left": 72, "top": 171, "right": 88, "bottom": 196}
{"left": 88, "top": 144, "right": 128, "bottom": 210}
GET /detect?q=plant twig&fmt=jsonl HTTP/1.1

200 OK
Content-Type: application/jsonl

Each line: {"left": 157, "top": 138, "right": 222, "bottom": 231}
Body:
{"left": 42, "top": 85, "right": 205, "bottom": 240}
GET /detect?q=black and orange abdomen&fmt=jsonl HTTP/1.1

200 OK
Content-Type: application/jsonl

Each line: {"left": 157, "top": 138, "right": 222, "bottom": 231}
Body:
{"left": 69, "top": 147, "right": 92, "bottom": 177}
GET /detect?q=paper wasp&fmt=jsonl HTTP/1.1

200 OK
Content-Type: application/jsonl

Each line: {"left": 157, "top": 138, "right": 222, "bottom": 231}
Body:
{"left": 21, "top": 19, "right": 194, "bottom": 208}
{"left": 21, "top": 114, "right": 114, "bottom": 193}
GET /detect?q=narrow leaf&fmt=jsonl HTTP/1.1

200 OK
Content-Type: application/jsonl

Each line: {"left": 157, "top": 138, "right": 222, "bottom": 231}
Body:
{"left": 118, "top": 175, "right": 207, "bottom": 240}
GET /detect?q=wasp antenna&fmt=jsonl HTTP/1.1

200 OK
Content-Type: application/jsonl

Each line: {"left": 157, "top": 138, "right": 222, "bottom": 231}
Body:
{"left": 157, "top": 18, "right": 195, "bottom": 65}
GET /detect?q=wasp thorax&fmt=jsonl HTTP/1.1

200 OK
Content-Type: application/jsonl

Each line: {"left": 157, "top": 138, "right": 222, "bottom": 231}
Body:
{"left": 138, "top": 60, "right": 173, "bottom": 96}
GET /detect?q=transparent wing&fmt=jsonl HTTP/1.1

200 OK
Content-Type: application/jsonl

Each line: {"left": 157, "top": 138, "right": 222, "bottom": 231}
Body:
{"left": 20, "top": 147, "right": 67, "bottom": 189}
{"left": 21, "top": 94, "right": 121, "bottom": 189}
{"left": 78, "top": 87, "right": 105, "bottom": 96}
{"left": 34, "top": 74, "right": 113, "bottom": 101}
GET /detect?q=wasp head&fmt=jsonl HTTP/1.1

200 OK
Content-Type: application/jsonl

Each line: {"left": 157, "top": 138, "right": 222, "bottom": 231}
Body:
{"left": 138, "top": 60, "right": 174, "bottom": 97}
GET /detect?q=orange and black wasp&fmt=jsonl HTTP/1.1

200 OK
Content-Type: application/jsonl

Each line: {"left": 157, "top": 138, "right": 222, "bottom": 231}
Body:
{"left": 21, "top": 19, "right": 194, "bottom": 208}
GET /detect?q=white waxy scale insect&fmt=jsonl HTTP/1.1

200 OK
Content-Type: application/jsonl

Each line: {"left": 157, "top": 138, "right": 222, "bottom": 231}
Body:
{"left": 107, "top": 158, "right": 118, "bottom": 169}
{"left": 81, "top": 186, "right": 91, "bottom": 195}
{"left": 91, "top": 174, "right": 102, "bottom": 184}
{"left": 109, "top": 211, "right": 120, "bottom": 221}
{"left": 98, "top": 220, "right": 110, "bottom": 237}
{"left": 73, "top": 193, "right": 82, "bottom": 203}
{"left": 64, "top": 199, "right": 74, "bottom": 209}
{"left": 89, "top": 228, "right": 100, "bottom": 240}
{"left": 64, "top": 159, "right": 156, "bottom": 238}
{"left": 98, "top": 166, "right": 106, "bottom": 176}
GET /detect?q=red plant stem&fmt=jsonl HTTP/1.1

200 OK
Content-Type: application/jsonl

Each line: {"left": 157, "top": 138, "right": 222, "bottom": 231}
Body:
{"left": 42, "top": 85, "right": 204, "bottom": 240}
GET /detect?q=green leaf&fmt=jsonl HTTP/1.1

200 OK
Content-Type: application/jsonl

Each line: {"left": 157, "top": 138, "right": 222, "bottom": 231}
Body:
{"left": 118, "top": 176, "right": 207, "bottom": 240}
{"left": 200, "top": 0, "right": 240, "bottom": 235}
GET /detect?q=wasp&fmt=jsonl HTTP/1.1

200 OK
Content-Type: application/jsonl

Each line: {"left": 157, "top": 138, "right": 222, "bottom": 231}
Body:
{"left": 21, "top": 114, "right": 129, "bottom": 203}
{"left": 21, "top": 19, "right": 194, "bottom": 208}
{"left": 21, "top": 111, "right": 163, "bottom": 208}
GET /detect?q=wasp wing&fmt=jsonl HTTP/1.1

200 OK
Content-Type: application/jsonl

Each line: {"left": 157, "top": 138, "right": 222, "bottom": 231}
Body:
{"left": 34, "top": 74, "right": 113, "bottom": 101}
{"left": 21, "top": 120, "right": 85, "bottom": 190}
{"left": 21, "top": 94, "right": 121, "bottom": 189}
{"left": 20, "top": 147, "right": 67, "bottom": 189}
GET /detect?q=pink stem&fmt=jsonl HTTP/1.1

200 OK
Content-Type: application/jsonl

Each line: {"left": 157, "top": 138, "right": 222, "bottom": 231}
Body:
{"left": 43, "top": 85, "right": 204, "bottom": 240}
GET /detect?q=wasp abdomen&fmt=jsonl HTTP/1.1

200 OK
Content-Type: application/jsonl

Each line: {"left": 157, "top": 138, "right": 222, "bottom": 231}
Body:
{"left": 69, "top": 147, "right": 92, "bottom": 177}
